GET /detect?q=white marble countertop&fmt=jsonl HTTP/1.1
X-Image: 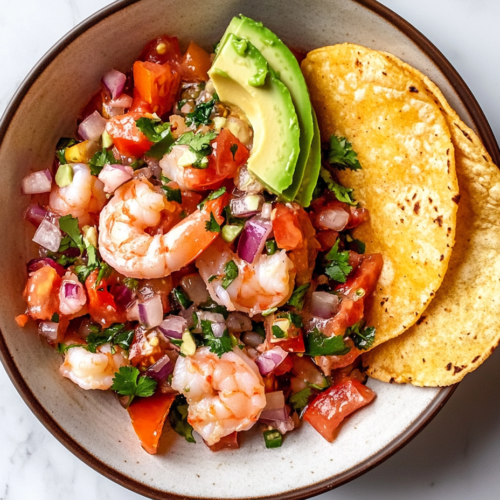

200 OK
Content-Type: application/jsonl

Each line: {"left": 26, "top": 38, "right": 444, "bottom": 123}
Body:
{"left": 1, "top": 0, "right": 500, "bottom": 499}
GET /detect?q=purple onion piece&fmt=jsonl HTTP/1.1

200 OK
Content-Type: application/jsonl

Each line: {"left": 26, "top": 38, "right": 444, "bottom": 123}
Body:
{"left": 137, "top": 295, "right": 163, "bottom": 328}
{"left": 112, "top": 285, "right": 136, "bottom": 310}
{"left": 21, "top": 169, "right": 52, "bottom": 195}
{"left": 78, "top": 111, "right": 107, "bottom": 142}
{"left": 318, "top": 207, "right": 349, "bottom": 231}
{"left": 24, "top": 204, "right": 48, "bottom": 228}
{"left": 230, "top": 195, "right": 264, "bottom": 218}
{"left": 146, "top": 355, "right": 173, "bottom": 383}
{"left": 158, "top": 315, "right": 187, "bottom": 340}
{"left": 255, "top": 346, "right": 288, "bottom": 376}
{"left": 109, "top": 94, "right": 133, "bottom": 108}
{"left": 38, "top": 321, "right": 59, "bottom": 341}
{"left": 264, "top": 390, "right": 285, "bottom": 411}
{"left": 98, "top": 164, "right": 133, "bottom": 193}
{"left": 27, "top": 258, "right": 66, "bottom": 277}
{"left": 63, "top": 282, "right": 80, "bottom": 299}
{"left": 310, "top": 291, "right": 340, "bottom": 319}
{"left": 260, "top": 406, "right": 289, "bottom": 422}
{"left": 102, "top": 69, "right": 127, "bottom": 99}
{"left": 211, "top": 322, "right": 226, "bottom": 338}
{"left": 33, "top": 219, "right": 62, "bottom": 253}
{"left": 259, "top": 416, "right": 295, "bottom": 435}
{"left": 237, "top": 217, "right": 273, "bottom": 264}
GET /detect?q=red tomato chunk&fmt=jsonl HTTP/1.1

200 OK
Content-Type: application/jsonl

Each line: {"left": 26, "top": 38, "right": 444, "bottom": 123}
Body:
{"left": 303, "top": 380, "right": 375, "bottom": 442}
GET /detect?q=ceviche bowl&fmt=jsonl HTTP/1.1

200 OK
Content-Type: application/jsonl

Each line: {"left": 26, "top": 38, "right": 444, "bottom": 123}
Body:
{"left": 1, "top": 0, "right": 498, "bottom": 499}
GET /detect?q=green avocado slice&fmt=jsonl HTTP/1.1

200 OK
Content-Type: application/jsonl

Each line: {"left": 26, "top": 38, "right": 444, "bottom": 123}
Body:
{"left": 295, "top": 109, "right": 322, "bottom": 207}
{"left": 209, "top": 34, "right": 300, "bottom": 194}
{"left": 220, "top": 15, "right": 314, "bottom": 201}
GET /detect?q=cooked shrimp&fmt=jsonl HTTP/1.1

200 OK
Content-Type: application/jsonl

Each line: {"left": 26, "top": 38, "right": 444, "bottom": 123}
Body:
{"left": 60, "top": 344, "right": 128, "bottom": 390}
{"left": 49, "top": 163, "right": 107, "bottom": 226}
{"left": 98, "top": 178, "right": 225, "bottom": 279}
{"left": 171, "top": 346, "right": 266, "bottom": 445}
{"left": 196, "top": 239, "right": 296, "bottom": 316}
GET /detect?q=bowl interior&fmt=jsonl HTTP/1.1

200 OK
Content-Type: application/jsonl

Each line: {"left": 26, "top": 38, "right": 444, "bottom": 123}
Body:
{"left": 0, "top": 0, "right": 476, "bottom": 498}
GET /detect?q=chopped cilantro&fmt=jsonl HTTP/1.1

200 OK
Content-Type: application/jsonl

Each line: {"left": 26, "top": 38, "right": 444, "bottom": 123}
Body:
{"left": 286, "top": 283, "right": 310, "bottom": 311}
{"left": 168, "top": 394, "right": 196, "bottom": 443}
{"left": 174, "top": 129, "right": 218, "bottom": 168}
{"left": 277, "top": 312, "right": 303, "bottom": 328}
{"left": 230, "top": 143, "right": 238, "bottom": 160}
{"left": 289, "top": 387, "right": 312, "bottom": 412}
{"left": 172, "top": 287, "right": 193, "bottom": 310}
{"left": 221, "top": 260, "right": 238, "bottom": 289}
{"left": 328, "top": 135, "right": 362, "bottom": 171}
{"left": 324, "top": 240, "right": 352, "bottom": 283}
{"left": 208, "top": 275, "right": 219, "bottom": 283}
{"left": 161, "top": 185, "right": 182, "bottom": 203}
{"left": 135, "top": 117, "right": 174, "bottom": 159}
{"left": 272, "top": 324, "right": 287, "bottom": 339}
{"left": 58, "top": 215, "right": 84, "bottom": 253}
{"left": 320, "top": 168, "right": 357, "bottom": 206}
{"left": 305, "top": 328, "right": 351, "bottom": 356}
{"left": 198, "top": 186, "right": 226, "bottom": 210}
{"left": 89, "top": 148, "right": 119, "bottom": 176}
{"left": 111, "top": 366, "right": 157, "bottom": 407}
{"left": 205, "top": 212, "right": 221, "bottom": 233}
{"left": 223, "top": 205, "right": 246, "bottom": 227}
{"left": 51, "top": 313, "right": 60, "bottom": 323}
{"left": 55, "top": 137, "right": 77, "bottom": 165}
{"left": 347, "top": 322, "right": 376, "bottom": 350}
{"left": 123, "top": 277, "right": 138, "bottom": 291}
{"left": 199, "top": 298, "right": 229, "bottom": 318}
{"left": 265, "top": 239, "right": 278, "bottom": 255}
{"left": 200, "top": 319, "right": 232, "bottom": 357}
{"left": 130, "top": 158, "right": 146, "bottom": 170}
{"left": 252, "top": 322, "right": 266, "bottom": 338}
{"left": 346, "top": 234, "right": 366, "bottom": 255}
{"left": 185, "top": 96, "right": 218, "bottom": 127}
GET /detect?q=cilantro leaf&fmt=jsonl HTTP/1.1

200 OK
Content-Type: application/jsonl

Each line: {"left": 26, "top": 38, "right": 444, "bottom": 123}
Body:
{"left": 305, "top": 328, "right": 351, "bottom": 356}
{"left": 278, "top": 312, "right": 303, "bottom": 328}
{"left": 111, "top": 366, "right": 157, "bottom": 407}
{"left": 208, "top": 275, "right": 219, "bottom": 283}
{"left": 198, "top": 186, "right": 226, "bottom": 210}
{"left": 287, "top": 283, "right": 310, "bottom": 311}
{"left": 168, "top": 394, "right": 196, "bottom": 443}
{"left": 324, "top": 240, "right": 352, "bottom": 283}
{"left": 320, "top": 168, "right": 357, "bottom": 206}
{"left": 328, "top": 135, "right": 362, "bottom": 171}
{"left": 289, "top": 387, "right": 312, "bottom": 412}
{"left": 185, "top": 97, "right": 217, "bottom": 127}
{"left": 56, "top": 137, "right": 77, "bottom": 165}
{"left": 62, "top": 323, "right": 134, "bottom": 354}
{"left": 89, "top": 148, "right": 119, "bottom": 176}
{"left": 205, "top": 212, "right": 221, "bottom": 233}
{"left": 161, "top": 185, "right": 182, "bottom": 203}
{"left": 230, "top": 143, "right": 238, "bottom": 160}
{"left": 200, "top": 320, "right": 232, "bottom": 357}
{"left": 223, "top": 205, "right": 246, "bottom": 228}
{"left": 124, "top": 277, "right": 138, "bottom": 291}
{"left": 172, "top": 287, "right": 193, "bottom": 310}
{"left": 221, "top": 260, "right": 238, "bottom": 289}
{"left": 347, "top": 235, "right": 366, "bottom": 255}
{"left": 347, "top": 322, "right": 376, "bottom": 350}
{"left": 135, "top": 117, "right": 174, "bottom": 159}
{"left": 174, "top": 130, "right": 218, "bottom": 168}
{"left": 58, "top": 215, "right": 84, "bottom": 253}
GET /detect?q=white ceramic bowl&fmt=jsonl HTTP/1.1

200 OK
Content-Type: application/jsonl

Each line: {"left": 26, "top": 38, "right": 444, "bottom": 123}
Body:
{"left": 1, "top": 1, "right": 498, "bottom": 498}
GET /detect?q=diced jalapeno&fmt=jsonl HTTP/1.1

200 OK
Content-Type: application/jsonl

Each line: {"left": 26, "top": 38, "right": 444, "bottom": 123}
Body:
{"left": 263, "top": 429, "right": 283, "bottom": 449}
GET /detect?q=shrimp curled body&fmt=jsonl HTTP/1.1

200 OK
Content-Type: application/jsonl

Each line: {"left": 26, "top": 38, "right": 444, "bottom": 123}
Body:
{"left": 171, "top": 346, "right": 266, "bottom": 445}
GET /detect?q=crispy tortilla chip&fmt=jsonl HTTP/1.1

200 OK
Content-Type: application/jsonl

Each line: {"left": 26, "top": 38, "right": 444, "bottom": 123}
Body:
{"left": 362, "top": 53, "right": 500, "bottom": 386}
{"left": 301, "top": 44, "right": 459, "bottom": 349}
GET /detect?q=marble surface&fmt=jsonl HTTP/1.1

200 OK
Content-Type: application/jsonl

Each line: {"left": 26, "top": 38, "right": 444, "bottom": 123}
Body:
{"left": 1, "top": 0, "right": 500, "bottom": 499}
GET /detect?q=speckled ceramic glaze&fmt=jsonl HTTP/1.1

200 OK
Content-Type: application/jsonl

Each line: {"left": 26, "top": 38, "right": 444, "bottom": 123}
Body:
{"left": 0, "top": 1, "right": 498, "bottom": 499}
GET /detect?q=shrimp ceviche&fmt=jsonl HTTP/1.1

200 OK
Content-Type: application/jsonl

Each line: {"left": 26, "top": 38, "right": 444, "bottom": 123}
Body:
{"left": 18, "top": 16, "right": 383, "bottom": 454}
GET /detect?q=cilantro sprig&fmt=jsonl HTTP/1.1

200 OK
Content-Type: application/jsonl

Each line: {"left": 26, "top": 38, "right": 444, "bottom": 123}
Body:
{"left": 320, "top": 168, "right": 357, "bottom": 206}
{"left": 328, "top": 135, "right": 362, "bottom": 171}
{"left": 289, "top": 387, "right": 312, "bottom": 412}
{"left": 174, "top": 130, "right": 218, "bottom": 169}
{"left": 111, "top": 366, "right": 157, "bottom": 408}
{"left": 221, "top": 260, "right": 238, "bottom": 289}
{"left": 135, "top": 117, "right": 174, "bottom": 159}
{"left": 198, "top": 186, "right": 226, "bottom": 210}
{"left": 286, "top": 283, "right": 310, "bottom": 311}
{"left": 304, "top": 328, "right": 351, "bottom": 357}
{"left": 324, "top": 240, "right": 352, "bottom": 283}
{"left": 347, "top": 322, "right": 376, "bottom": 350}
{"left": 185, "top": 96, "right": 218, "bottom": 127}
{"left": 168, "top": 394, "right": 196, "bottom": 443}
{"left": 89, "top": 148, "right": 119, "bottom": 176}
{"left": 55, "top": 137, "right": 77, "bottom": 165}
{"left": 200, "top": 319, "right": 232, "bottom": 357}
{"left": 205, "top": 212, "right": 221, "bottom": 233}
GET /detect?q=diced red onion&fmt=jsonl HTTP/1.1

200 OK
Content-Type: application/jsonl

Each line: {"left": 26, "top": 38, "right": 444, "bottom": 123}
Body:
{"left": 192, "top": 311, "right": 226, "bottom": 334}
{"left": 33, "top": 219, "right": 62, "bottom": 253}
{"left": 242, "top": 331, "right": 264, "bottom": 348}
{"left": 263, "top": 391, "right": 285, "bottom": 411}
{"left": 211, "top": 322, "right": 226, "bottom": 338}
{"left": 318, "top": 207, "right": 349, "bottom": 231}
{"left": 146, "top": 355, "right": 173, "bottom": 382}
{"left": 133, "top": 167, "right": 153, "bottom": 179}
{"left": 27, "top": 257, "right": 66, "bottom": 277}
{"left": 261, "top": 202, "right": 272, "bottom": 220}
{"left": 311, "top": 291, "right": 340, "bottom": 319}
{"left": 226, "top": 312, "right": 252, "bottom": 333}
{"left": 138, "top": 295, "right": 163, "bottom": 328}
{"left": 102, "top": 69, "right": 126, "bottom": 99}
{"left": 78, "top": 111, "right": 107, "bottom": 141}
{"left": 24, "top": 204, "right": 48, "bottom": 228}
{"left": 180, "top": 274, "right": 209, "bottom": 306}
{"left": 38, "top": 321, "right": 59, "bottom": 342}
{"left": 260, "top": 415, "right": 295, "bottom": 434}
{"left": 178, "top": 304, "right": 196, "bottom": 328}
{"left": 112, "top": 285, "right": 136, "bottom": 310}
{"left": 109, "top": 94, "right": 133, "bottom": 108}
{"left": 21, "top": 169, "right": 52, "bottom": 195}
{"left": 237, "top": 217, "right": 273, "bottom": 264}
{"left": 59, "top": 277, "right": 86, "bottom": 316}
{"left": 230, "top": 195, "right": 264, "bottom": 217}
{"left": 255, "top": 346, "right": 288, "bottom": 376}
{"left": 158, "top": 315, "right": 187, "bottom": 339}
{"left": 98, "top": 164, "right": 133, "bottom": 193}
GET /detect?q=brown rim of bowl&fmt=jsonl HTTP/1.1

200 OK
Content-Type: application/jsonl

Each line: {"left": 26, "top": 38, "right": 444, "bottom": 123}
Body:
{"left": 0, "top": 0, "right": 496, "bottom": 499}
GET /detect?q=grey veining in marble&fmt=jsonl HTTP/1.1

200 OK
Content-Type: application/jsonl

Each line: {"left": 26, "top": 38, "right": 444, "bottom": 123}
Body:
{"left": 1, "top": 0, "right": 500, "bottom": 499}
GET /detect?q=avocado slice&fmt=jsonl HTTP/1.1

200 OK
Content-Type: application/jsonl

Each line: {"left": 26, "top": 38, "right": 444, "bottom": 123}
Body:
{"left": 295, "top": 110, "right": 322, "bottom": 207}
{"left": 209, "top": 35, "right": 300, "bottom": 194}
{"left": 220, "top": 15, "right": 314, "bottom": 201}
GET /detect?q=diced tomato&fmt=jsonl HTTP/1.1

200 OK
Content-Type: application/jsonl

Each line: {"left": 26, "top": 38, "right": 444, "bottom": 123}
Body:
{"left": 348, "top": 251, "right": 363, "bottom": 273}
{"left": 133, "top": 60, "right": 180, "bottom": 116}
{"left": 324, "top": 298, "right": 364, "bottom": 337}
{"left": 139, "top": 35, "right": 181, "bottom": 65}
{"left": 263, "top": 374, "right": 277, "bottom": 393}
{"left": 303, "top": 380, "right": 375, "bottom": 442}
{"left": 276, "top": 332, "right": 306, "bottom": 354}
{"left": 316, "top": 230, "right": 339, "bottom": 252}
{"left": 85, "top": 269, "right": 126, "bottom": 327}
{"left": 335, "top": 253, "right": 383, "bottom": 299}
{"left": 181, "top": 41, "right": 212, "bottom": 82}
{"left": 106, "top": 112, "right": 153, "bottom": 158}
{"left": 273, "top": 203, "right": 303, "bottom": 251}
{"left": 347, "top": 205, "right": 370, "bottom": 229}
{"left": 23, "top": 266, "right": 61, "bottom": 320}
{"left": 207, "top": 432, "right": 240, "bottom": 452}
{"left": 127, "top": 392, "right": 177, "bottom": 454}
{"left": 315, "top": 338, "right": 362, "bottom": 376}
{"left": 15, "top": 314, "right": 29, "bottom": 327}
{"left": 129, "top": 88, "right": 153, "bottom": 114}
{"left": 291, "top": 355, "right": 327, "bottom": 388}
{"left": 274, "top": 354, "right": 294, "bottom": 376}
